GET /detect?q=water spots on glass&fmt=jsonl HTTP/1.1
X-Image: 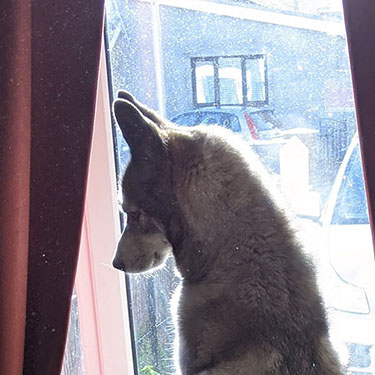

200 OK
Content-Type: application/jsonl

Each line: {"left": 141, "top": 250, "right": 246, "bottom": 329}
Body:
{"left": 105, "top": 0, "right": 374, "bottom": 373}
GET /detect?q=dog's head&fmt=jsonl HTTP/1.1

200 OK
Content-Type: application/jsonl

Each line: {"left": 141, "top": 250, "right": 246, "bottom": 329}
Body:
{"left": 111, "top": 91, "right": 273, "bottom": 277}
{"left": 112, "top": 93, "right": 176, "bottom": 273}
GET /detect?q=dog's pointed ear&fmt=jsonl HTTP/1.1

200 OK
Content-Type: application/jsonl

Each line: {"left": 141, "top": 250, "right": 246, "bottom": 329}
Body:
{"left": 117, "top": 90, "right": 166, "bottom": 128}
{"left": 113, "top": 98, "right": 164, "bottom": 160}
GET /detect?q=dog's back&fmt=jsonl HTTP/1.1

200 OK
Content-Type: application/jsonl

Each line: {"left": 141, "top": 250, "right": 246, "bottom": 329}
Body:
{"left": 170, "top": 128, "right": 341, "bottom": 375}
{"left": 113, "top": 93, "right": 343, "bottom": 375}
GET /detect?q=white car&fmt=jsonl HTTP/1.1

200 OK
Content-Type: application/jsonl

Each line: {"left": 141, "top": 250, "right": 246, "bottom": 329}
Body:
{"left": 319, "top": 133, "right": 375, "bottom": 374}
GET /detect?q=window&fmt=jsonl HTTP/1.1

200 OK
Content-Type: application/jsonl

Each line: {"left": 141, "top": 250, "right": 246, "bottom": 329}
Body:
{"left": 193, "top": 58, "right": 216, "bottom": 105}
{"left": 191, "top": 55, "right": 267, "bottom": 107}
{"left": 105, "top": 1, "right": 375, "bottom": 374}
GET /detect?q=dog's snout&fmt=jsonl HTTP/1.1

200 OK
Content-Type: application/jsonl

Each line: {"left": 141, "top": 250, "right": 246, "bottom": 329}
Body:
{"left": 112, "top": 257, "right": 125, "bottom": 271}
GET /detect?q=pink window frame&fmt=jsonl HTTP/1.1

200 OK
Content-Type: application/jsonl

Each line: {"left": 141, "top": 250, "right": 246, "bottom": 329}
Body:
{"left": 74, "top": 41, "right": 134, "bottom": 375}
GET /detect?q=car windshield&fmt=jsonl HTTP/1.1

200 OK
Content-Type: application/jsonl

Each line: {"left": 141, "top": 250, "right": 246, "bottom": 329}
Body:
{"left": 332, "top": 145, "right": 369, "bottom": 225}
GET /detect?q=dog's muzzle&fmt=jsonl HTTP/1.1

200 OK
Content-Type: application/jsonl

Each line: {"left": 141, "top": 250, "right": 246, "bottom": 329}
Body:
{"left": 112, "top": 257, "right": 125, "bottom": 271}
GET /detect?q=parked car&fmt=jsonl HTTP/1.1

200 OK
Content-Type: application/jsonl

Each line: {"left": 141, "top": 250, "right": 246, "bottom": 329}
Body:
{"left": 318, "top": 133, "right": 375, "bottom": 374}
{"left": 171, "top": 106, "right": 284, "bottom": 142}
{"left": 171, "top": 106, "right": 316, "bottom": 173}
{"left": 171, "top": 106, "right": 285, "bottom": 172}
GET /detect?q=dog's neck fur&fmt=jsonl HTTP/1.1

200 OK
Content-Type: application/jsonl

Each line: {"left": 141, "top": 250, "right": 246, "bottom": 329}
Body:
{"left": 167, "top": 127, "right": 295, "bottom": 284}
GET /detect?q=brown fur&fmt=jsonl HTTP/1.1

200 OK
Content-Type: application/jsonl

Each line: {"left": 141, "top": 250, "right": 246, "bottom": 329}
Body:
{"left": 112, "top": 91, "right": 343, "bottom": 375}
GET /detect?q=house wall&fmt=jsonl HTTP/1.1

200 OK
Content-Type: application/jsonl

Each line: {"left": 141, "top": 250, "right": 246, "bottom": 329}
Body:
{"left": 107, "top": 0, "right": 352, "bottom": 128}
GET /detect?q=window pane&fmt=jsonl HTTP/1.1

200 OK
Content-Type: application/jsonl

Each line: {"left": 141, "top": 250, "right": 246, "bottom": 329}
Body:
{"left": 195, "top": 60, "right": 215, "bottom": 105}
{"left": 105, "top": 1, "right": 375, "bottom": 374}
{"left": 246, "top": 57, "right": 266, "bottom": 102}
{"left": 128, "top": 259, "right": 178, "bottom": 374}
{"left": 218, "top": 57, "right": 242, "bottom": 104}
{"left": 61, "top": 290, "right": 85, "bottom": 375}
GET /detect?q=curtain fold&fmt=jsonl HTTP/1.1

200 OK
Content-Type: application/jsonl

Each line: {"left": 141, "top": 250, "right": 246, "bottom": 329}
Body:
{"left": 343, "top": 0, "right": 375, "bottom": 254}
{"left": 0, "top": 1, "right": 31, "bottom": 374}
{"left": 0, "top": 1, "right": 104, "bottom": 374}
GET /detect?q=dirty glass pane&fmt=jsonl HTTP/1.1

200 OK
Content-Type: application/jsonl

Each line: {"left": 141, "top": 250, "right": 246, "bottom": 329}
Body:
{"left": 194, "top": 60, "right": 215, "bottom": 105}
{"left": 61, "top": 289, "right": 85, "bottom": 375}
{"left": 105, "top": 0, "right": 375, "bottom": 374}
{"left": 218, "top": 57, "right": 242, "bottom": 104}
{"left": 246, "top": 57, "right": 266, "bottom": 102}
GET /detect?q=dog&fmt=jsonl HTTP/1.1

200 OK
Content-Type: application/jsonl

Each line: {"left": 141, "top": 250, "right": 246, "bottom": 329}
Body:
{"left": 112, "top": 91, "right": 343, "bottom": 375}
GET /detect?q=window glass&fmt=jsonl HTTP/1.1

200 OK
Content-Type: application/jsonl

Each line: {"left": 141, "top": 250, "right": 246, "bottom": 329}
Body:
{"left": 194, "top": 60, "right": 216, "bottom": 105}
{"left": 127, "top": 258, "right": 178, "bottom": 375}
{"left": 105, "top": 1, "right": 375, "bottom": 374}
{"left": 246, "top": 57, "right": 266, "bottom": 102}
{"left": 218, "top": 57, "right": 242, "bottom": 104}
{"left": 191, "top": 55, "right": 266, "bottom": 106}
{"left": 61, "top": 290, "right": 85, "bottom": 375}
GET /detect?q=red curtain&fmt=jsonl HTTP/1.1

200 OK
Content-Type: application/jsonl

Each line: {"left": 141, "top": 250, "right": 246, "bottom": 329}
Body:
{"left": 343, "top": 0, "right": 375, "bottom": 254}
{"left": 0, "top": 1, "right": 31, "bottom": 374}
{"left": 0, "top": 0, "right": 104, "bottom": 374}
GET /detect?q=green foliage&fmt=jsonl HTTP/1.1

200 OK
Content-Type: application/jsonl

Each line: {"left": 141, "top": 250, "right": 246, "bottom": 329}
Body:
{"left": 140, "top": 365, "right": 160, "bottom": 375}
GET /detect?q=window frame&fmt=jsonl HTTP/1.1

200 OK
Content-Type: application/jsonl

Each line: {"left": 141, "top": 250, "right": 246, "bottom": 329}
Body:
{"left": 191, "top": 54, "right": 268, "bottom": 108}
{"left": 74, "top": 40, "right": 135, "bottom": 375}
{"left": 70, "top": 1, "right": 375, "bottom": 374}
